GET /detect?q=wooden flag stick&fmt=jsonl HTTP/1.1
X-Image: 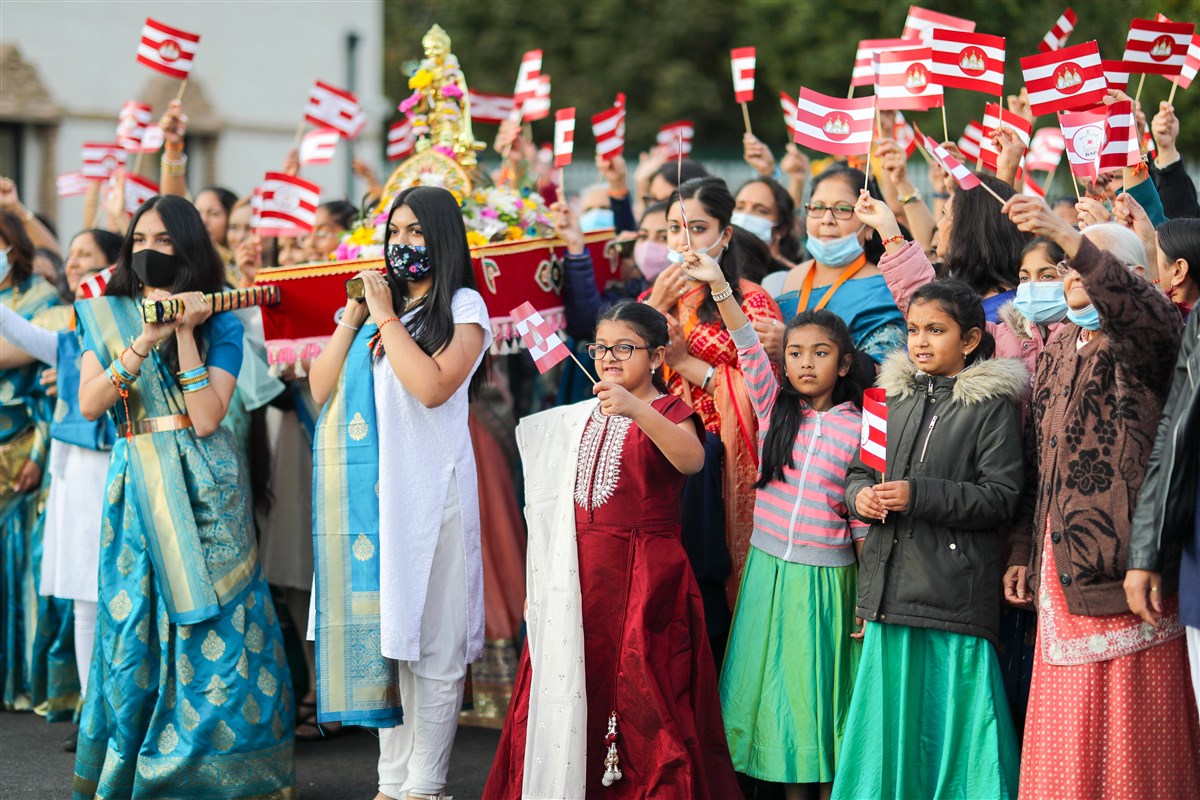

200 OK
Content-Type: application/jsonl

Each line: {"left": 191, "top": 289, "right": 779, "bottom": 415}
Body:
{"left": 740, "top": 102, "right": 753, "bottom": 136}
{"left": 1071, "top": 172, "right": 1082, "bottom": 202}
{"left": 979, "top": 180, "right": 1007, "bottom": 205}
{"left": 940, "top": 103, "right": 949, "bottom": 143}
{"left": 865, "top": 104, "right": 877, "bottom": 191}
{"left": 847, "top": 83, "right": 856, "bottom": 100}
{"left": 1043, "top": 162, "right": 1057, "bottom": 200}
{"left": 1168, "top": 76, "right": 1179, "bottom": 106}
{"left": 568, "top": 348, "right": 598, "bottom": 386}
{"left": 1134, "top": 73, "right": 1147, "bottom": 110}
{"left": 132, "top": 151, "right": 145, "bottom": 177}
{"left": 677, "top": 131, "right": 692, "bottom": 250}
{"left": 291, "top": 119, "right": 306, "bottom": 153}
{"left": 175, "top": 78, "right": 189, "bottom": 102}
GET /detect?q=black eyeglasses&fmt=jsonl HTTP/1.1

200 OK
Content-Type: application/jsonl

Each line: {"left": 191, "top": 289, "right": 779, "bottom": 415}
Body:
{"left": 587, "top": 343, "right": 651, "bottom": 361}
{"left": 804, "top": 203, "right": 856, "bottom": 220}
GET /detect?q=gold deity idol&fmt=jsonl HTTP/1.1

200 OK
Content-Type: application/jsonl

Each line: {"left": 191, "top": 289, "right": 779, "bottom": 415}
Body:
{"left": 409, "top": 24, "right": 486, "bottom": 166}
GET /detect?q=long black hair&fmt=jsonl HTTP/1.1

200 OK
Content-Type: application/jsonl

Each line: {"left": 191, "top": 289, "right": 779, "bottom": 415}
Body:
{"left": 756, "top": 310, "right": 868, "bottom": 488}
{"left": 910, "top": 279, "right": 995, "bottom": 366}
{"left": 1157, "top": 218, "right": 1200, "bottom": 299}
{"left": 319, "top": 199, "right": 358, "bottom": 232}
{"left": 596, "top": 300, "right": 669, "bottom": 393}
{"left": 1021, "top": 236, "right": 1065, "bottom": 268}
{"left": 943, "top": 175, "right": 1028, "bottom": 296}
{"left": 668, "top": 176, "right": 742, "bottom": 323}
{"left": 0, "top": 210, "right": 35, "bottom": 285}
{"left": 738, "top": 176, "right": 801, "bottom": 263}
{"left": 384, "top": 185, "right": 489, "bottom": 399}
{"left": 74, "top": 229, "right": 124, "bottom": 266}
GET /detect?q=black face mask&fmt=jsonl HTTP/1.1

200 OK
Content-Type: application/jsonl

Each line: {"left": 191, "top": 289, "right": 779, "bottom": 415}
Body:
{"left": 131, "top": 249, "right": 177, "bottom": 289}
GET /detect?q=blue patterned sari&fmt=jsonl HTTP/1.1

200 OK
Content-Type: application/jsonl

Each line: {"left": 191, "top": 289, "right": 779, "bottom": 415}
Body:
{"left": 71, "top": 296, "right": 295, "bottom": 800}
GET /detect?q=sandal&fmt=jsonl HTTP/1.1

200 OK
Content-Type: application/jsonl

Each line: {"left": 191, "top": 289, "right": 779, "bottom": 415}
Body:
{"left": 295, "top": 699, "right": 344, "bottom": 741}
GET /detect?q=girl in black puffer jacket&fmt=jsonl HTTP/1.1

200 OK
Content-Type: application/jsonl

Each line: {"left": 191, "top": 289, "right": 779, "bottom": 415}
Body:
{"left": 832, "top": 280, "right": 1026, "bottom": 800}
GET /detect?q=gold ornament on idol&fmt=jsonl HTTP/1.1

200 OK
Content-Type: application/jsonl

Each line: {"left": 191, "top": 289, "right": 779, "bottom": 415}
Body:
{"left": 412, "top": 24, "right": 486, "bottom": 166}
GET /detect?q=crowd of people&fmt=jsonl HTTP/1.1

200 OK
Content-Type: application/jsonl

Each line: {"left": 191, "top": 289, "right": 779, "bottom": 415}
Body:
{"left": 1, "top": 59, "right": 1199, "bottom": 800}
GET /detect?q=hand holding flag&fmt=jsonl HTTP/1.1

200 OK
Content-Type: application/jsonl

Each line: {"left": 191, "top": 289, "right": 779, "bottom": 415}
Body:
{"left": 730, "top": 47, "right": 757, "bottom": 133}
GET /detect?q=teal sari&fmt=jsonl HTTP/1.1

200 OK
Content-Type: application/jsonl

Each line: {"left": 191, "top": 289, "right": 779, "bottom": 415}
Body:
{"left": 0, "top": 274, "right": 78, "bottom": 721}
{"left": 72, "top": 296, "right": 295, "bottom": 800}
{"left": 311, "top": 321, "right": 403, "bottom": 727}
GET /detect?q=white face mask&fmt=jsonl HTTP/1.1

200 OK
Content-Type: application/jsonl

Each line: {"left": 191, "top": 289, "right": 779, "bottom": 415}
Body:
{"left": 731, "top": 212, "right": 774, "bottom": 244}
{"left": 666, "top": 236, "right": 722, "bottom": 264}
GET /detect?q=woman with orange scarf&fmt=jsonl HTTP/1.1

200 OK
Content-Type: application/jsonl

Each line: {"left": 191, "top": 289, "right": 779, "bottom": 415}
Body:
{"left": 644, "top": 177, "right": 783, "bottom": 622}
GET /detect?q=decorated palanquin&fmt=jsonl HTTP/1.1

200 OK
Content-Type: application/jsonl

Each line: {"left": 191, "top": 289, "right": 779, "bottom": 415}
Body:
{"left": 255, "top": 23, "right": 615, "bottom": 365}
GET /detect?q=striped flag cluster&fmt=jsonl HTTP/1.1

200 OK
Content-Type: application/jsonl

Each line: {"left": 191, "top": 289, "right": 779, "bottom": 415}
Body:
{"left": 305, "top": 81, "right": 366, "bottom": 139}
{"left": 902, "top": 6, "right": 975, "bottom": 45}
{"left": 657, "top": 120, "right": 694, "bottom": 158}
{"left": 930, "top": 29, "right": 1006, "bottom": 96}
{"left": 875, "top": 47, "right": 943, "bottom": 110}
{"left": 387, "top": 119, "right": 415, "bottom": 162}
{"left": 1026, "top": 127, "right": 1066, "bottom": 172}
{"left": 81, "top": 143, "right": 126, "bottom": 180}
{"left": 553, "top": 108, "right": 576, "bottom": 168}
{"left": 792, "top": 89, "right": 876, "bottom": 157}
{"left": 1021, "top": 41, "right": 1107, "bottom": 116}
{"left": 1178, "top": 35, "right": 1200, "bottom": 90}
{"left": 979, "top": 103, "right": 1033, "bottom": 171}
{"left": 958, "top": 121, "right": 985, "bottom": 163}
{"left": 136, "top": 17, "right": 200, "bottom": 81}
{"left": 730, "top": 47, "right": 757, "bottom": 103}
{"left": 1123, "top": 18, "right": 1196, "bottom": 76}
{"left": 852, "top": 39, "right": 921, "bottom": 87}
{"left": 299, "top": 128, "right": 340, "bottom": 166}
{"left": 469, "top": 90, "right": 516, "bottom": 125}
{"left": 258, "top": 172, "right": 320, "bottom": 236}
{"left": 591, "top": 93, "right": 626, "bottom": 159}
{"left": 1097, "top": 100, "right": 1140, "bottom": 173}
{"left": 56, "top": 172, "right": 92, "bottom": 198}
{"left": 116, "top": 101, "right": 154, "bottom": 152}
{"left": 1039, "top": 8, "right": 1078, "bottom": 53}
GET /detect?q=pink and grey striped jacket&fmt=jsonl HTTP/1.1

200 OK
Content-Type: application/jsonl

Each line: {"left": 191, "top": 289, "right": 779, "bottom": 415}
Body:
{"left": 732, "top": 324, "right": 868, "bottom": 567}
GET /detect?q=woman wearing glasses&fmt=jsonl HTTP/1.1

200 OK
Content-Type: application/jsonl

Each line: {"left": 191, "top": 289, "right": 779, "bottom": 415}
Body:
{"left": 485, "top": 299, "right": 741, "bottom": 799}
{"left": 765, "top": 168, "right": 905, "bottom": 364}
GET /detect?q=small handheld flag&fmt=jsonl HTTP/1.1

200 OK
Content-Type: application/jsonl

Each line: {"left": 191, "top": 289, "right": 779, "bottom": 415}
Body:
{"left": 521, "top": 75, "right": 552, "bottom": 122}
{"left": 305, "top": 81, "right": 366, "bottom": 139}
{"left": 1039, "top": 8, "right": 1078, "bottom": 53}
{"left": 957, "top": 121, "right": 985, "bottom": 163}
{"left": 852, "top": 39, "right": 922, "bottom": 88}
{"left": 902, "top": 6, "right": 975, "bottom": 45}
{"left": 860, "top": 387, "right": 888, "bottom": 474}
{"left": 81, "top": 143, "right": 126, "bottom": 180}
{"left": 792, "top": 89, "right": 876, "bottom": 157}
{"left": 468, "top": 90, "right": 516, "bottom": 125}
{"left": 1175, "top": 35, "right": 1200, "bottom": 91}
{"left": 56, "top": 172, "right": 91, "bottom": 198}
{"left": 592, "top": 94, "right": 626, "bottom": 159}
{"left": 930, "top": 29, "right": 1006, "bottom": 96}
{"left": 512, "top": 50, "right": 543, "bottom": 117}
{"left": 258, "top": 172, "right": 320, "bottom": 236}
{"left": 657, "top": 121, "right": 694, "bottom": 159}
{"left": 730, "top": 47, "right": 757, "bottom": 103}
{"left": 300, "top": 128, "right": 340, "bottom": 166}
{"left": 117, "top": 101, "right": 154, "bottom": 152}
{"left": 387, "top": 119, "right": 415, "bottom": 161}
{"left": 115, "top": 174, "right": 159, "bottom": 216}
{"left": 1123, "top": 18, "right": 1195, "bottom": 76}
{"left": 553, "top": 108, "right": 576, "bottom": 168}
{"left": 1058, "top": 109, "right": 1106, "bottom": 180}
{"left": 510, "top": 301, "right": 584, "bottom": 380}
{"left": 1097, "top": 101, "right": 1139, "bottom": 174}
{"left": 1026, "top": 127, "right": 1066, "bottom": 173}
{"left": 1102, "top": 60, "right": 1132, "bottom": 93}
{"left": 136, "top": 18, "right": 200, "bottom": 81}
{"left": 979, "top": 103, "right": 1033, "bottom": 172}
{"left": 77, "top": 266, "right": 115, "bottom": 300}
{"left": 874, "top": 48, "right": 944, "bottom": 111}
{"left": 780, "top": 92, "right": 800, "bottom": 141}
{"left": 1021, "top": 41, "right": 1107, "bottom": 116}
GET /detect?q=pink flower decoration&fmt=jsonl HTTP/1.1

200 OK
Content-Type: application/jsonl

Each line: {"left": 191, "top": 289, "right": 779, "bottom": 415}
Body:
{"left": 433, "top": 145, "right": 455, "bottom": 158}
{"left": 334, "top": 242, "right": 362, "bottom": 261}
{"left": 440, "top": 84, "right": 463, "bottom": 99}
{"left": 398, "top": 91, "right": 422, "bottom": 114}
{"left": 480, "top": 207, "right": 499, "bottom": 220}
{"left": 373, "top": 212, "right": 389, "bottom": 227}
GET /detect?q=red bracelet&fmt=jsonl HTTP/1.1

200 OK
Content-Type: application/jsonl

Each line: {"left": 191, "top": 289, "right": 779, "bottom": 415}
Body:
{"left": 368, "top": 317, "right": 403, "bottom": 356}
{"left": 377, "top": 316, "right": 401, "bottom": 330}
{"left": 881, "top": 234, "right": 906, "bottom": 248}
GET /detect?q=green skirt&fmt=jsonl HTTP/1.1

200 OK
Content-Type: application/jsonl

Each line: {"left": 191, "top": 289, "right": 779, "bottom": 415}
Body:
{"left": 719, "top": 547, "right": 861, "bottom": 783}
{"left": 831, "top": 622, "right": 1019, "bottom": 800}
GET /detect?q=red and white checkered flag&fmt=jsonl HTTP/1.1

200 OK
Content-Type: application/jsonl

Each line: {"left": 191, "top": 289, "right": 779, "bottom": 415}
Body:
{"left": 387, "top": 119, "right": 415, "bottom": 161}
{"left": 592, "top": 93, "right": 626, "bottom": 159}
{"left": 259, "top": 172, "right": 320, "bottom": 235}
{"left": 860, "top": 387, "right": 888, "bottom": 474}
{"left": 553, "top": 108, "right": 576, "bottom": 168}
{"left": 305, "top": 81, "right": 366, "bottom": 139}
{"left": 730, "top": 47, "right": 757, "bottom": 103}
{"left": 81, "top": 143, "right": 126, "bottom": 180}
{"left": 136, "top": 17, "right": 200, "bottom": 81}
{"left": 511, "top": 301, "right": 571, "bottom": 373}
{"left": 1039, "top": 8, "right": 1078, "bottom": 53}
{"left": 300, "top": 128, "right": 340, "bottom": 166}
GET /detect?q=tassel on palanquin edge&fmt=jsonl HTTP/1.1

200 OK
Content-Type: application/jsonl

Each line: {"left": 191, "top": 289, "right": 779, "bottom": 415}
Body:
{"left": 601, "top": 711, "right": 623, "bottom": 787}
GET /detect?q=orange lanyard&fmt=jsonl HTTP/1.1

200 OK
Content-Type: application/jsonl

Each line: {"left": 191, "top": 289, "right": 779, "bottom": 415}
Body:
{"left": 798, "top": 253, "right": 868, "bottom": 313}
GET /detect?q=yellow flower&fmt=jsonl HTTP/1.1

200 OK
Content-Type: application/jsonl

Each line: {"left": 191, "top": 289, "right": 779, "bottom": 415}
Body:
{"left": 408, "top": 70, "right": 433, "bottom": 90}
{"left": 466, "top": 231, "right": 489, "bottom": 248}
{"left": 450, "top": 189, "right": 464, "bottom": 206}
{"left": 506, "top": 225, "right": 524, "bottom": 241}
{"left": 349, "top": 226, "right": 376, "bottom": 246}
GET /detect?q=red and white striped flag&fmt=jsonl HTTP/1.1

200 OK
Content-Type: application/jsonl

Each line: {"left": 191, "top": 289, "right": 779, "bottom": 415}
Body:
{"left": 300, "top": 128, "right": 340, "bottom": 166}
{"left": 117, "top": 174, "right": 159, "bottom": 215}
{"left": 521, "top": 75, "right": 552, "bottom": 122}
{"left": 730, "top": 46, "right": 757, "bottom": 103}
{"left": 917, "top": 127, "right": 981, "bottom": 189}
{"left": 1178, "top": 35, "right": 1200, "bottom": 90}
{"left": 859, "top": 387, "right": 888, "bottom": 474}
{"left": 1026, "top": 127, "right": 1066, "bottom": 172}
{"left": 980, "top": 103, "right": 1033, "bottom": 171}
{"left": 56, "top": 172, "right": 91, "bottom": 198}
{"left": 512, "top": 50, "right": 543, "bottom": 112}
{"left": 77, "top": 265, "right": 115, "bottom": 300}
{"left": 657, "top": 120, "right": 695, "bottom": 158}
{"left": 902, "top": 6, "right": 975, "bottom": 45}
{"left": 931, "top": 29, "right": 1006, "bottom": 96}
{"left": 894, "top": 111, "right": 917, "bottom": 156}
{"left": 958, "top": 121, "right": 985, "bottom": 163}
{"left": 510, "top": 301, "right": 571, "bottom": 373}
{"left": 116, "top": 101, "right": 154, "bottom": 151}
{"left": 553, "top": 108, "right": 576, "bottom": 168}
{"left": 1097, "top": 100, "right": 1140, "bottom": 173}
{"left": 1123, "top": 18, "right": 1196, "bottom": 76}
{"left": 1022, "top": 169, "right": 1046, "bottom": 197}
{"left": 305, "top": 81, "right": 366, "bottom": 139}
{"left": 780, "top": 92, "right": 800, "bottom": 140}
{"left": 1058, "top": 108, "right": 1106, "bottom": 179}
{"left": 259, "top": 172, "right": 320, "bottom": 235}
{"left": 249, "top": 186, "right": 263, "bottom": 229}
{"left": 874, "top": 48, "right": 943, "bottom": 111}
{"left": 469, "top": 90, "right": 516, "bottom": 125}
{"left": 81, "top": 143, "right": 126, "bottom": 180}
{"left": 387, "top": 119, "right": 415, "bottom": 161}
{"left": 1102, "top": 60, "right": 1131, "bottom": 93}
{"left": 136, "top": 18, "right": 200, "bottom": 81}
{"left": 1021, "top": 40, "right": 1107, "bottom": 116}
{"left": 793, "top": 89, "right": 876, "bottom": 156}
{"left": 852, "top": 38, "right": 922, "bottom": 87}
{"left": 1039, "top": 8, "right": 1078, "bottom": 53}
{"left": 592, "top": 93, "right": 626, "bottom": 159}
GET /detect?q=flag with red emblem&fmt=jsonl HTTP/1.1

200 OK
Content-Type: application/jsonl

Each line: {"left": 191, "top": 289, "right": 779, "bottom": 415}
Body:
{"left": 730, "top": 47, "right": 757, "bottom": 103}
{"left": 1058, "top": 108, "right": 1106, "bottom": 179}
{"left": 259, "top": 172, "right": 320, "bottom": 236}
{"left": 510, "top": 301, "right": 571, "bottom": 373}
{"left": 1102, "top": 60, "right": 1131, "bottom": 92}
{"left": 1039, "top": 8, "right": 1078, "bottom": 53}
{"left": 56, "top": 172, "right": 91, "bottom": 198}
{"left": 305, "top": 81, "right": 366, "bottom": 139}
{"left": 852, "top": 38, "right": 922, "bottom": 87}
{"left": 859, "top": 387, "right": 888, "bottom": 474}
{"left": 657, "top": 120, "right": 694, "bottom": 158}
{"left": 136, "top": 18, "right": 200, "bottom": 81}
{"left": 1021, "top": 41, "right": 1107, "bottom": 116}
{"left": 300, "top": 128, "right": 340, "bottom": 166}
{"left": 1097, "top": 100, "right": 1140, "bottom": 173}
{"left": 902, "top": 6, "right": 975, "bottom": 45}
{"left": 117, "top": 101, "right": 154, "bottom": 151}
{"left": 793, "top": 89, "right": 876, "bottom": 156}
{"left": 553, "top": 108, "right": 576, "bottom": 168}
{"left": 77, "top": 265, "right": 115, "bottom": 300}
{"left": 957, "top": 121, "right": 985, "bottom": 163}
{"left": 1123, "top": 18, "right": 1196, "bottom": 76}
{"left": 1026, "top": 127, "right": 1066, "bottom": 172}
{"left": 930, "top": 29, "right": 1006, "bottom": 95}
{"left": 917, "top": 127, "right": 981, "bottom": 190}
{"left": 592, "top": 93, "right": 626, "bottom": 159}
{"left": 81, "top": 143, "right": 126, "bottom": 179}
{"left": 980, "top": 103, "right": 1033, "bottom": 171}
{"left": 1175, "top": 35, "right": 1200, "bottom": 90}
{"left": 469, "top": 90, "right": 516, "bottom": 125}
{"left": 874, "top": 48, "right": 943, "bottom": 110}
{"left": 387, "top": 119, "right": 415, "bottom": 161}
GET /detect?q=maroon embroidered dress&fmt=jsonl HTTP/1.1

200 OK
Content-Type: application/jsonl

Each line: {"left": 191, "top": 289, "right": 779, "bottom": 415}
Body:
{"left": 484, "top": 395, "right": 741, "bottom": 798}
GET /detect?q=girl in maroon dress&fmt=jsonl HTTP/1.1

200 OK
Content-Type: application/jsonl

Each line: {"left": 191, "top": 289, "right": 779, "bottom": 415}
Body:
{"left": 484, "top": 301, "right": 742, "bottom": 799}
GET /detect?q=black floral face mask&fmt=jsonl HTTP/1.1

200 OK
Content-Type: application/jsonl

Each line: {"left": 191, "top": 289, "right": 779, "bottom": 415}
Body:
{"left": 386, "top": 244, "right": 432, "bottom": 282}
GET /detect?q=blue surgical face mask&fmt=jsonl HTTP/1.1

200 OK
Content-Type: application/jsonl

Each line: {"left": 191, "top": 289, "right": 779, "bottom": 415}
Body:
{"left": 805, "top": 229, "right": 865, "bottom": 268}
{"left": 579, "top": 207, "right": 615, "bottom": 233}
{"left": 731, "top": 212, "right": 774, "bottom": 244}
{"left": 0, "top": 247, "right": 9, "bottom": 284}
{"left": 1066, "top": 303, "right": 1101, "bottom": 330}
{"left": 667, "top": 237, "right": 722, "bottom": 264}
{"left": 1012, "top": 281, "right": 1069, "bottom": 324}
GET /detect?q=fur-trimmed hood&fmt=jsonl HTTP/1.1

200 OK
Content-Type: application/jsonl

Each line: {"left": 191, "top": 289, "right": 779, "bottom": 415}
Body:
{"left": 998, "top": 301, "right": 1035, "bottom": 341}
{"left": 877, "top": 350, "right": 1029, "bottom": 406}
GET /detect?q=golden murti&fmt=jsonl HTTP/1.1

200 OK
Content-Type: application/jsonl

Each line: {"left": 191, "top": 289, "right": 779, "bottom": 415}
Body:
{"left": 412, "top": 24, "right": 485, "bottom": 166}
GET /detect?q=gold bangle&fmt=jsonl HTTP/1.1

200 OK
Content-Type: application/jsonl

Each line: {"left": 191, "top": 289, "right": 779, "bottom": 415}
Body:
{"left": 161, "top": 153, "right": 188, "bottom": 178}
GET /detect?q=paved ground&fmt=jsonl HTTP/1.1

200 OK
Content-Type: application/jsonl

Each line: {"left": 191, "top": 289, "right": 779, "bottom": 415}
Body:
{"left": 0, "top": 710, "right": 502, "bottom": 799}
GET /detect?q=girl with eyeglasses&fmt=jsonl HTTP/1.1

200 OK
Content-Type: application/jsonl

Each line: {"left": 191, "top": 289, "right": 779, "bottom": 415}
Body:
{"left": 485, "top": 300, "right": 741, "bottom": 799}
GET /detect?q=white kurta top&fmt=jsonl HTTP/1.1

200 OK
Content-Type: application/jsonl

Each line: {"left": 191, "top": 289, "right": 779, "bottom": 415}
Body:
{"left": 373, "top": 288, "right": 491, "bottom": 664}
{"left": 41, "top": 441, "right": 107, "bottom": 602}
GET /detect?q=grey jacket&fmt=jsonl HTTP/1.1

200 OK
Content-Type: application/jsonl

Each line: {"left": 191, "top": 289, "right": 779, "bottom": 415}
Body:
{"left": 846, "top": 352, "right": 1027, "bottom": 645}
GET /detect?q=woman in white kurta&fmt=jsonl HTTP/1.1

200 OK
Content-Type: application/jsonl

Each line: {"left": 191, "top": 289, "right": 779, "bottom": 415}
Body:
{"left": 309, "top": 185, "right": 490, "bottom": 800}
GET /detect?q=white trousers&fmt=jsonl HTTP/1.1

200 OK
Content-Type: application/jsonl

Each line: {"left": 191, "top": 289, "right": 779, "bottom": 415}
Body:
{"left": 74, "top": 600, "right": 97, "bottom": 697}
{"left": 378, "top": 481, "right": 468, "bottom": 798}
{"left": 1188, "top": 626, "right": 1200, "bottom": 720}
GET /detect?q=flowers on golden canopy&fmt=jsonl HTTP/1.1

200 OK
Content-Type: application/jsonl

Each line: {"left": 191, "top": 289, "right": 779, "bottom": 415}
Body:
{"left": 408, "top": 69, "right": 433, "bottom": 91}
